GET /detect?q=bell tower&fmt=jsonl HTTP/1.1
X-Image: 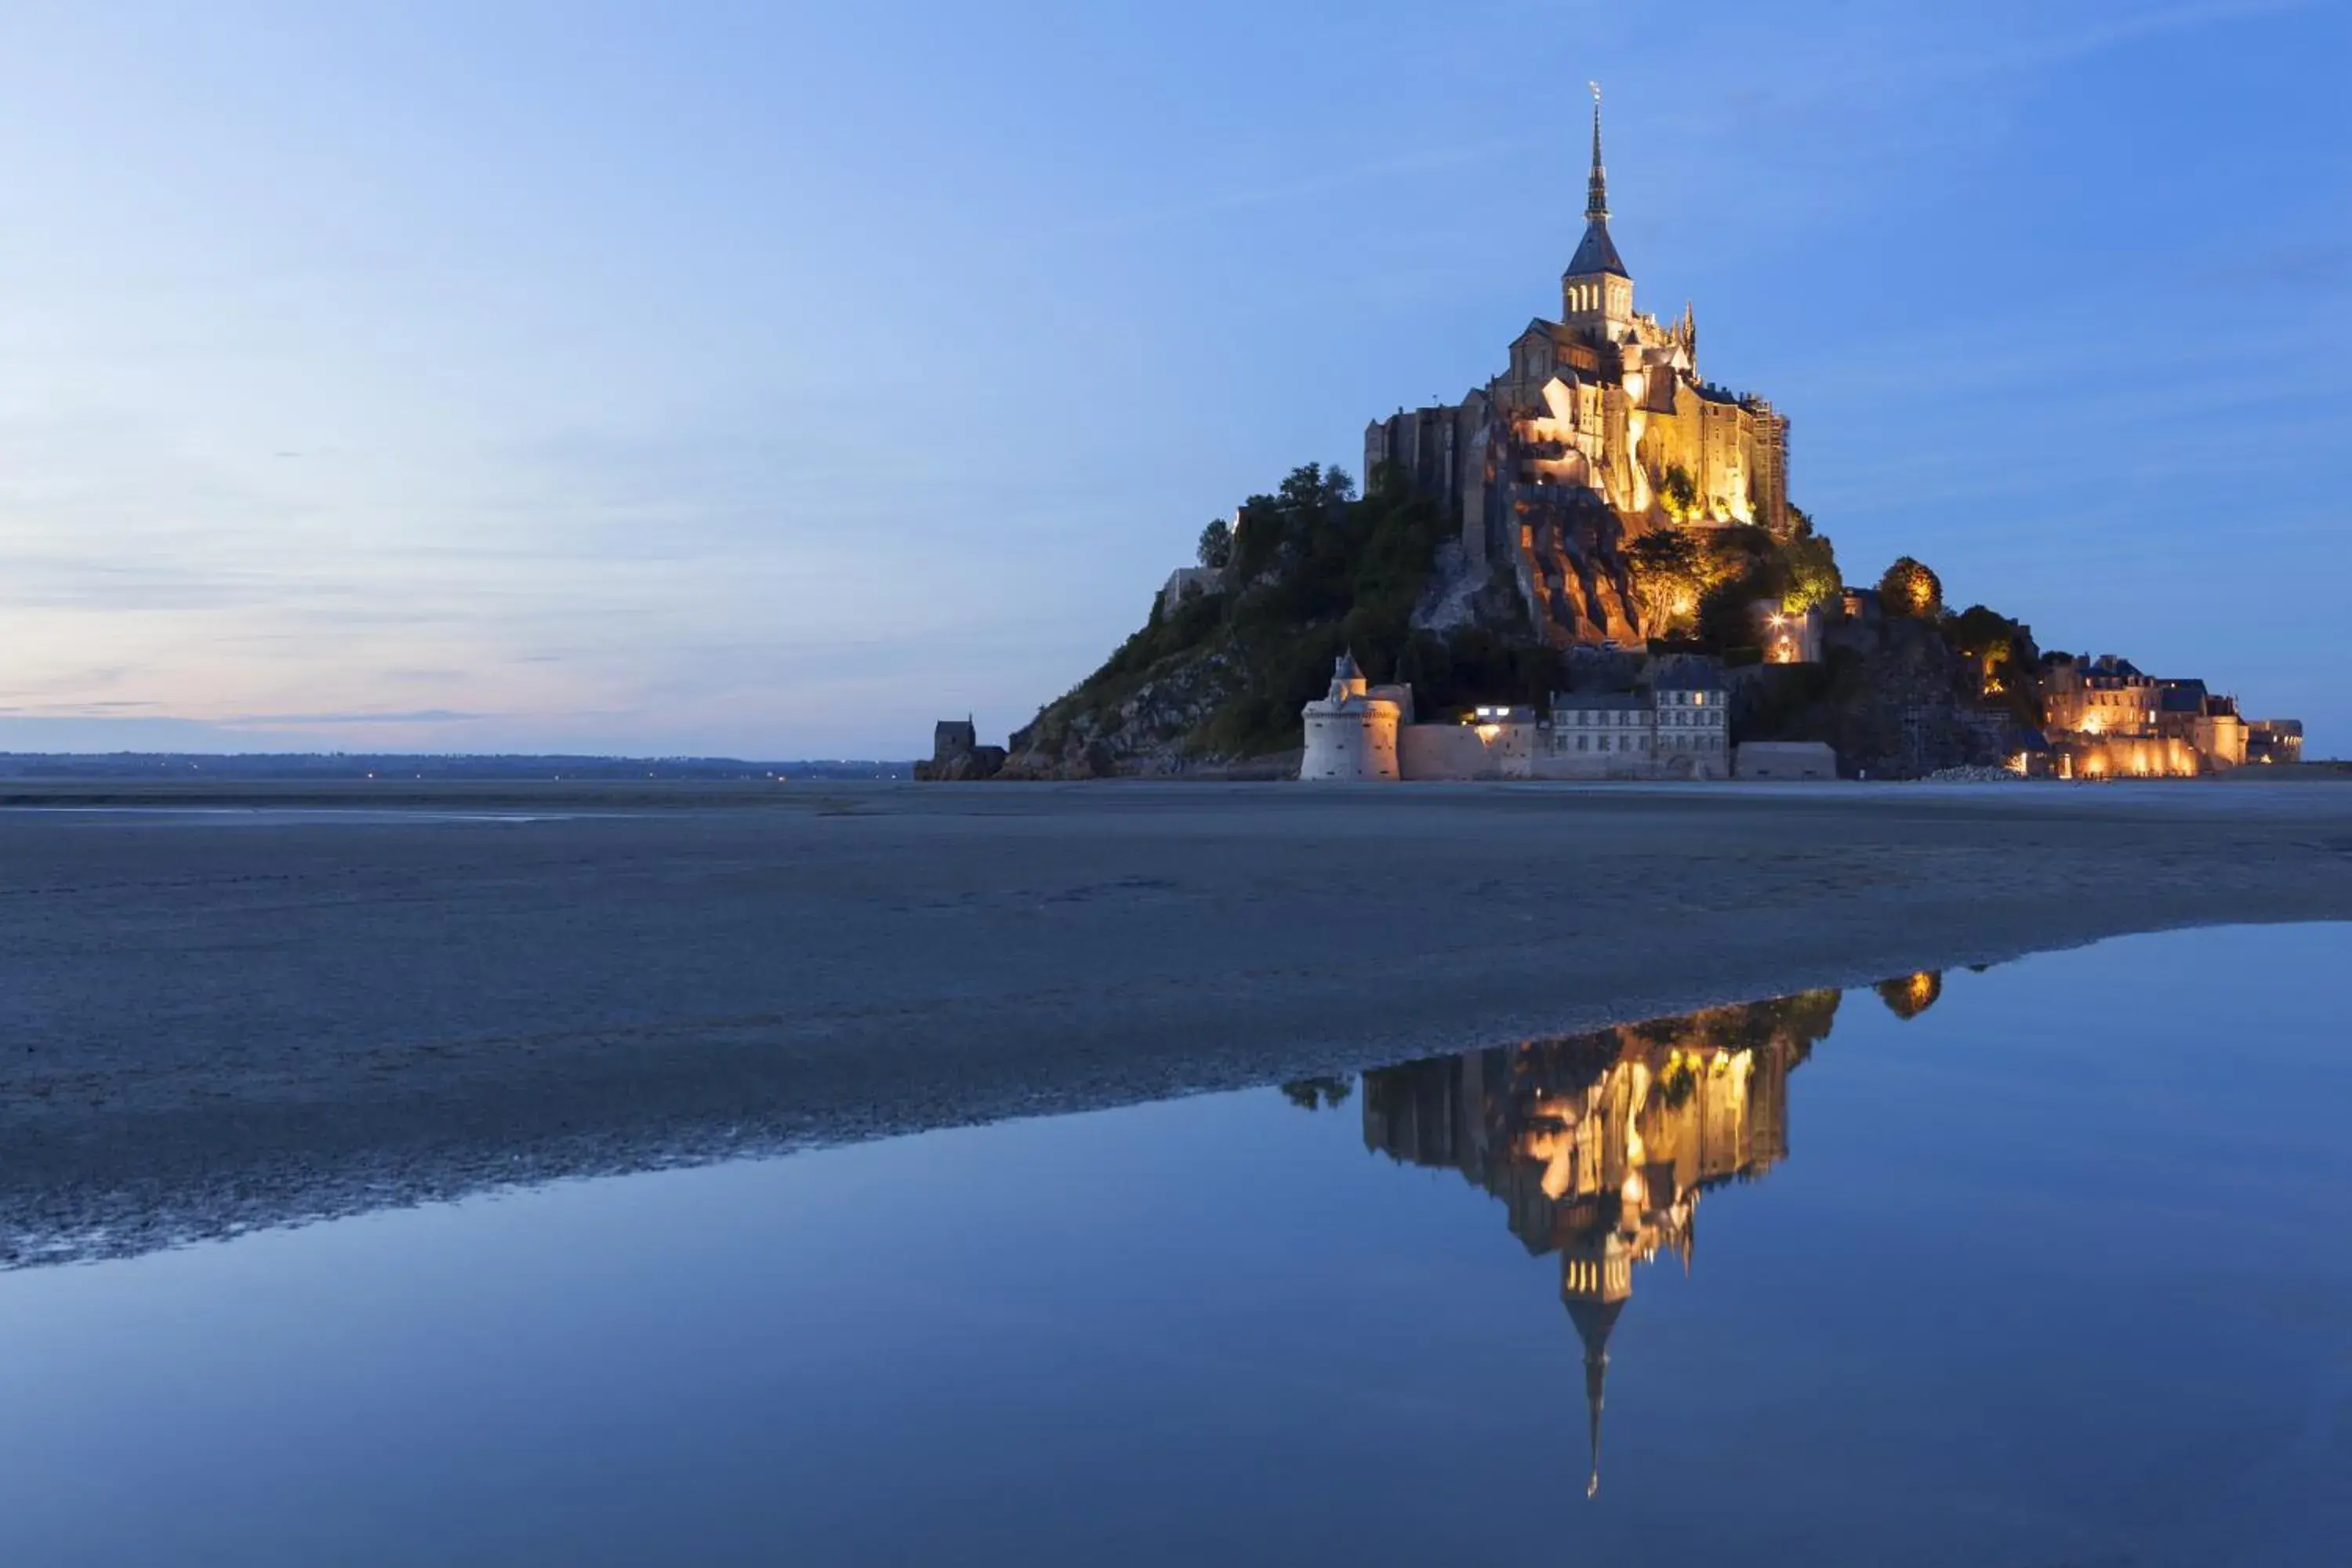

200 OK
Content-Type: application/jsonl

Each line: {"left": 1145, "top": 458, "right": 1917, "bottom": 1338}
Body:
{"left": 1562, "top": 83, "right": 1634, "bottom": 340}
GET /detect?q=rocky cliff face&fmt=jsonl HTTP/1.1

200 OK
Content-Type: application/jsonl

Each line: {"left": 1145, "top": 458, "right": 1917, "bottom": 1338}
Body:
{"left": 1515, "top": 489, "right": 1644, "bottom": 648}
{"left": 1000, "top": 640, "right": 1247, "bottom": 779}
{"left": 1730, "top": 615, "right": 2031, "bottom": 779}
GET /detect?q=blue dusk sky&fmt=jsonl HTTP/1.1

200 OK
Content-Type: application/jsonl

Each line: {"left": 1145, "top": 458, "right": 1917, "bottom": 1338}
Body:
{"left": 0, "top": 0, "right": 2343, "bottom": 757}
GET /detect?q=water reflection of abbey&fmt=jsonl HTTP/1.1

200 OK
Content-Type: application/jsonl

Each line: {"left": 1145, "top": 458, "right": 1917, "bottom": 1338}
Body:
{"left": 1359, "top": 987, "right": 1867, "bottom": 1496}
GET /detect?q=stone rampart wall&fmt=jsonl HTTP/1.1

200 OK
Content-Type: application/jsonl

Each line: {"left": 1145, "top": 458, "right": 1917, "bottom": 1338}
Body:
{"left": 1399, "top": 723, "right": 1533, "bottom": 781}
{"left": 2056, "top": 735, "right": 2202, "bottom": 780}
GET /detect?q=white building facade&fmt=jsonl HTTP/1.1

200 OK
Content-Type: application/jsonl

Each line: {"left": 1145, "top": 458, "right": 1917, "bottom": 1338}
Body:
{"left": 1546, "top": 680, "right": 1729, "bottom": 779}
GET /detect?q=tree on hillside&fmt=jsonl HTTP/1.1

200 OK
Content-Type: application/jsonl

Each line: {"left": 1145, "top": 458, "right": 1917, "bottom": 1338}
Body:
{"left": 1779, "top": 532, "right": 1842, "bottom": 613}
{"left": 1878, "top": 556, "right": 1944, "bottom": 619}
{"left": 1944, "top": 603, "right": 2042, "bottom": 722}
{"left": 1196, "top": 516, "right": 1232, "bottom": 569}
{"left": 1629, "top": 529, "right": 1705, "bottom": 633}
{"left": 1657, "top": 463, "right": 1700, "bottom": 523}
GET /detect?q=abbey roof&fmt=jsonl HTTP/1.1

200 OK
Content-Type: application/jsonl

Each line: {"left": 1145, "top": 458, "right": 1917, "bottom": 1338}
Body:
{"left": 1566, "top": 216, "right": 1629, "bottom": 280}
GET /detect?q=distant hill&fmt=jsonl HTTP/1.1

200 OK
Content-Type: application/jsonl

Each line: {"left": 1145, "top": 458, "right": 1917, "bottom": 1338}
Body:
{"left": 0, "top": 753, "right": 913, "bottom": 782}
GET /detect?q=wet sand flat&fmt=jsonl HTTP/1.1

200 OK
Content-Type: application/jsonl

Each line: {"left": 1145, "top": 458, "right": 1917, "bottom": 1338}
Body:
{"left": 5, "top": 779, "right": 2351, "bottom": 1260}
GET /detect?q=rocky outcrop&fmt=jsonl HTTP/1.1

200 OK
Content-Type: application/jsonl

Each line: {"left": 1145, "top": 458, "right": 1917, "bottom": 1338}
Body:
{"left": 1516, "top": 488, "right": 1643, "bottom": 648}
{"left": 1729, "top": 615, "right": 2031, "bottom": 779}
{"left": 1000, "top": 647, "right": 1247, "bottom": 779}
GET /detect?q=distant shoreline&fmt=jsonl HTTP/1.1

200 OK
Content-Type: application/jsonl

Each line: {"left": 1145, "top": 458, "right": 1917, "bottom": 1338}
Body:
{"left": 5, "top": 780, "right": 2350, "bottom": 1267}
{"left": 0, "top": 755, "right": 2341, "bottom": 811}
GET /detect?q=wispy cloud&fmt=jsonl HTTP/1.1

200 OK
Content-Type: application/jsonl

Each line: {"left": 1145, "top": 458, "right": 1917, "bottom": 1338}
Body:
{"left": 225, "top": 709, "right": 488, "bottom": 727}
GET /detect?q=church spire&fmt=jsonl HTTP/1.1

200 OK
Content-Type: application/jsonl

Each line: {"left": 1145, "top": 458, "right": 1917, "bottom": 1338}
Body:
{"left": 1563, "top": 80, "right": 1629, "bottom": 299}
{"left": 1586, "top": 82, "right": 1609, "bottom": 222}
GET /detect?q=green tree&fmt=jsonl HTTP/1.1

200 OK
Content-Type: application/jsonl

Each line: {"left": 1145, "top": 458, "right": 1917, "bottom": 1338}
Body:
{"left": 1196, "top": 516, "right": 1232, "bottom": 569}
{"left": 1629, "top": 528, "right": 1705, "bottom": 631}
{"left": 1778, "top": 532, "right": 1842, "bottom": 613}
{"left": 1943, "top": 604, "right": 2042, "bottom": 723}
{"left": 1657, "top": 463, "right": 1700, "bottom": 522}
{"left": 1878, "top": 556, "right": 1943, "bottom": 619}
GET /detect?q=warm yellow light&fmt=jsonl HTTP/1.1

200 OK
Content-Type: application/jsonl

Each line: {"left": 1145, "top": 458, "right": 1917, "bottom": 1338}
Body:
{"left": 1475, "top": 723, "right": 1501, "bottom": 743}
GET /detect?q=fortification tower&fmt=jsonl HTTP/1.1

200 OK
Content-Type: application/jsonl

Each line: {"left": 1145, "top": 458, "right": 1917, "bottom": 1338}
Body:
{"left": 1298, "top": 652, "right": 1404, "bottom": 782}
{"left": 1561, "top": 85, "right": 1633, "bottom": 342}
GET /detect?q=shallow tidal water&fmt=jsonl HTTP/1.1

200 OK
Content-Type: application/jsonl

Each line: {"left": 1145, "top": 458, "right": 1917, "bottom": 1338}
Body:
{"left": 2, "top": 925, "right": 2347, "bottom": 1566}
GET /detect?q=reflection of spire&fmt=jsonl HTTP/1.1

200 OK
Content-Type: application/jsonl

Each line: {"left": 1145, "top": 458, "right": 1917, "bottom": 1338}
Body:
{"left": 1564, "top": 1295, "right": 1622, "bottom": 1498}
{"left": 1358, "top": 991, "right": 1842, "bottom": 1500}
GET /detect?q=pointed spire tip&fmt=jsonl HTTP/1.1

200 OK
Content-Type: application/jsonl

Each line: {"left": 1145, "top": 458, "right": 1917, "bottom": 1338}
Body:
{"left": 1585, "top": 81, "right": 1609, "bottom": 223}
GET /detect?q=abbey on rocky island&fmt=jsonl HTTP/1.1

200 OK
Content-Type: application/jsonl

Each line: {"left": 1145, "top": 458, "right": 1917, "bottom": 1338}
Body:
{"left": 1365, "top": 89, "right": 1789, "bottom": 648}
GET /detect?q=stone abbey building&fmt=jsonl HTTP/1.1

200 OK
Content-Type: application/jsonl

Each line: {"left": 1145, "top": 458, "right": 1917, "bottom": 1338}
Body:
{"left": 1365, "top": 93, "right": 1790, "bottom": 648}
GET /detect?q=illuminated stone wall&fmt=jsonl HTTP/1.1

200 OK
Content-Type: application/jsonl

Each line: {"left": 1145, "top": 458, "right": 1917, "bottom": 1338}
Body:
{"left": 2042, "top": 658, "right": 2161, "bottom": 737}
{"left": 2055, "top": 735, "right": 2203, "bottom": 779}
{"left": 2039, "top": 654, "right": 2270, "bottom": 775}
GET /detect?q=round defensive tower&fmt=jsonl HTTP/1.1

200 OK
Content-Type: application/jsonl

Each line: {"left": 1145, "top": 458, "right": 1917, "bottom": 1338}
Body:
{"left": 1299, "top": 653, "right": 1402, "bottom": 781}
